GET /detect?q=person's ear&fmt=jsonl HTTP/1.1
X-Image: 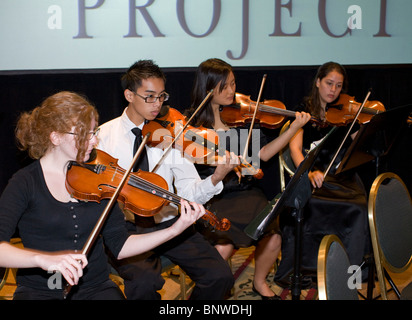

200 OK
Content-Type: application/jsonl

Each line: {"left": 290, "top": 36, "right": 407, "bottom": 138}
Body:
{"left": 125, "top": 89, "right": 134, "bottom": 103}
{"left": 50, "top": 131, "right": 62, "bottom": 146}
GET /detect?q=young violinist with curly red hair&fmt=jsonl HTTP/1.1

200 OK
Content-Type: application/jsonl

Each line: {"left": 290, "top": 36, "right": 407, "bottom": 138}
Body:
{"left": 0, "top": 91, "right": 205, "bottom": 300}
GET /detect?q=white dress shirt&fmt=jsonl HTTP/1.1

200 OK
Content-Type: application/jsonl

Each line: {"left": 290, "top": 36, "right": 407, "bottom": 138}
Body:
{"left": 97, "top": 108, "right": 223, "bottom": 223}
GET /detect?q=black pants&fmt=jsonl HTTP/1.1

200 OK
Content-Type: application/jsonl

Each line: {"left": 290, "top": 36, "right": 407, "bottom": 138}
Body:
{"left": 111, "top": 217, "right": 234, "bottom": 300}
{"left": 13, "top": 279, "right": 124, "bottom": 300}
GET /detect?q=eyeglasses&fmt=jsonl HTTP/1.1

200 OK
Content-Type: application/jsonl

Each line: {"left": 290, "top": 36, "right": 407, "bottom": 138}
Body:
{"left": 65, "top": 128, "right": 100, "bottom": 140}
{"left": 133, "top": 92, "right": 169, "bottom": 103}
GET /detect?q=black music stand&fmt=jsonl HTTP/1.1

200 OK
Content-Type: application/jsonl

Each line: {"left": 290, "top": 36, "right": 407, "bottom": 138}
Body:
{"left": 335, "top": 103, "right": 412, "bottom": 175}
{"left": 334, "top": 104, "right": 412, "bottom": 300}
{"left": 245, "top": 126, "right": 338, "bottom": 300}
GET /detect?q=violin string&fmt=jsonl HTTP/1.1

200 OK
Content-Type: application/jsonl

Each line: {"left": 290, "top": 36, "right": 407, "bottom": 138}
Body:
{"left": 104, "top": 166, "right": 183, "bottom": 205}
{"left": 108, "top": 169, "right": 220, "bottom": 225}
{"left": 257, "top": 104, "right": 296, "bottom": 117}
{"left": 362, "top": 106, "right": 379, "bottom": 115}
{"left": 231, "top": 97, "right": 295, "bottom": 118}
{"left": 102, "top": 166, "right": 220, "bottom": 224}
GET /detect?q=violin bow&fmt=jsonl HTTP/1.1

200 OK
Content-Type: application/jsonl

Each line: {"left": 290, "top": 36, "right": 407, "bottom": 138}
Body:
{"left": 323, "top": 90, "right": 371, "bottom": 177}
{"left": 151, "top": 89, "right": 214, "bottom": 173}
{"left": 240, "top": 74, "right": 267, "bottom": 182}
{"left": 63, "top": 133, "right": 150, "bottom": 299}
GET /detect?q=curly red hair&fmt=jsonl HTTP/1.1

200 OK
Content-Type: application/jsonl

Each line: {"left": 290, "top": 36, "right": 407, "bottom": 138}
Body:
{"left": 15, "top": 91, "right": 99, "bottom": 162}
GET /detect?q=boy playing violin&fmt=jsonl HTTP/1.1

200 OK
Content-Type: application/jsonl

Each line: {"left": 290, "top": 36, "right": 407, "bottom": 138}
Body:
{"left": 97, "top": 60, "right": 236, "bottom": 300}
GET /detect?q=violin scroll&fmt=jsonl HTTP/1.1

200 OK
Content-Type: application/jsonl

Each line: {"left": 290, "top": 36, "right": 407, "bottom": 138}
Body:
{"left": 203, "top": 210, "right": 231, "bottom": 231}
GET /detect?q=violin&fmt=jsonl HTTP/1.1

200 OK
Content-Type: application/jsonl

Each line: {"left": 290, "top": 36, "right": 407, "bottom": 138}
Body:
{"left": 65, "top": 149, "right": 231, "bottom": 231}
{"left": 220, "top": 92, "right": 320, "bottom": 129}
{"left": 326, "top": 93, "right": 385, "bottom": 126}
{"left": 143, "top": 106, "right": 264, "bottom": 179}
{"left": 143, "top": 107, "right": 218, "bottom": 163}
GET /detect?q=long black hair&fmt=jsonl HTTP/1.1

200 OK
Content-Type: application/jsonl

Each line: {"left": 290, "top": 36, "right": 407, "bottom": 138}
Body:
{"left": 187, "top": 58, "right": 233, "bottom": 128}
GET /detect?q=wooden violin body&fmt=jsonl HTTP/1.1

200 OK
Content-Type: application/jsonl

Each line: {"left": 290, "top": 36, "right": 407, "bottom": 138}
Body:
{"left": 219, "top": 92, "right": 384, "bottom": 129}
{"left": 220, "top": 93, "right": 290, "bottom": 129}
{"left": 65, "top": 149, "right": 231, "bottom": 231}
{"left": 220, "top": 92, "right": 322, "bottom": 129}
{"left": 66, "top": 149, "right": 168, "bottom": 217}
{"left": 143, "top": 107, "right": 220, "bottom": 164}
{"left": 326, "top": 93, "right": 385, "bottom": 126}
{"left": 143, "top": 106, "right": 263, "bottom": 178}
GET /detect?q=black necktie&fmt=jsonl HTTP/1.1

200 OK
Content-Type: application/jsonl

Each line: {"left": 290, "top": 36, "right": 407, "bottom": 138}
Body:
{"left": 132, "top": 127, "right": 149, "bottom": 172}
{"left": 131, "top": 127, "right": 155, "bottom": 227}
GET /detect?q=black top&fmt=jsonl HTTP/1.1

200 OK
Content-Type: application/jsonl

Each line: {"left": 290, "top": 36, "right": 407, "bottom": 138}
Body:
{"left": 0, "top": 160, "right": 129, "bottom": 291}
{"left": 296, "top": 103, "right": 360, "bottom": 175}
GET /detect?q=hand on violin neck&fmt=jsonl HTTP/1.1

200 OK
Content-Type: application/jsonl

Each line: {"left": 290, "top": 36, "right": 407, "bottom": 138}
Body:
{"left": 290, "top": 111, "right": 312, "bottom": 130}
{"left": 211, "top": 151, "right": 240, "bottom": 186}
{"left": 172, "top": 200, "right": 205, "bottom": 234}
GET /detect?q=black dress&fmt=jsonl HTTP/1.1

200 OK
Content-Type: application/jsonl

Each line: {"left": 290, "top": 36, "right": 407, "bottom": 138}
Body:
{"left": 274, "top": 105, "right": 371, "bottom": 283}
{"left": 195, "top": 126, "right": 280, "bottom": 248}
{"left": 0, "top": 161, "right": 129, "bottom": 299}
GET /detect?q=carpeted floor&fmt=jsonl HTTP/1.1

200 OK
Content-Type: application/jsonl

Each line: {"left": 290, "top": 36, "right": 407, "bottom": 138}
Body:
{"left": 227, "top": 246, "right": 318, "bottom": 300}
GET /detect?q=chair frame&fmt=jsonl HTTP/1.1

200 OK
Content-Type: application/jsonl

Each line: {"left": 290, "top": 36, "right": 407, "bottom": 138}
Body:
{"left": 0, "top": 238, "right": 22, "bottom": 299}
{"left": 160, "top": 256, "right": 191, "bottom": 300}
{"left": 317, "top": 234, "right": 359, "bottom": 300}
{"left": 0, "top": 268, "right": 9, "bottom": 291}
{"left": 368, "top": 172, "right": 412, "bottom": 300}
{"left": 278, "top": 120, "right": 296, "bottom": 191}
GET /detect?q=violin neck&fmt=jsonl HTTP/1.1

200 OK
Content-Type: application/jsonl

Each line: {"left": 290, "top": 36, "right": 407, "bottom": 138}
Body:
{"left": 127, "top": 170, "right": 222, "bottom": 228}
{"left": 257, "top": 103, "right": 296, "bottom": 117}
{"left": 330, "top": 103, "right": 381, "bottom": 115}
{"left": 127, "top": 174, "right": 183, "bottom": 207}
{"left": 362, "top": 106, "right": 381, "bottom": 115}
{"left": 229, "top": 102, "right": 296, "bottom": 118}
{"left": 184, "top": 130, "right": 219, "bottom": 153}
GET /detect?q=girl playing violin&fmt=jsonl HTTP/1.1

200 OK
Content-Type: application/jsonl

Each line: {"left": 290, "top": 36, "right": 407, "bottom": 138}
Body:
{"left": 0, "top": 91, "right": 205, "bottom": 300}
{"left": 274, "top": 62, "right": 370, "bottom": 286}
{"left": 185, "top": 58, "right": 310, "bottom": 300}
